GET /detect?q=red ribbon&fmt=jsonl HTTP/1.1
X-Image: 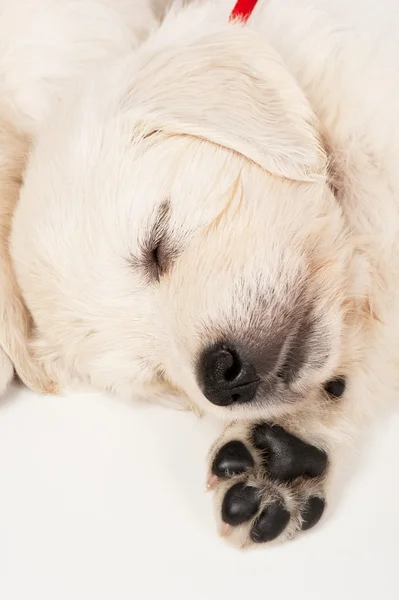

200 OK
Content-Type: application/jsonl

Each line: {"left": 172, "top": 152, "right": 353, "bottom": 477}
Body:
{"left": 229, "top": 0, "right": 259, "bottom": 23}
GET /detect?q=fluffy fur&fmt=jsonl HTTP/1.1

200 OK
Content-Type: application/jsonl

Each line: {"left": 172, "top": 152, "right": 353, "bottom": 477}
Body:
{"left": 1, "top": 0, "right": 398, "bottom": 546}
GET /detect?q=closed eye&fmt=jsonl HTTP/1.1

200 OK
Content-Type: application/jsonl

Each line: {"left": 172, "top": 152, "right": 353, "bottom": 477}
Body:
{"left": 128, "top": 199, "right": 179, "bottom": 282}
{"left": 149, "top": 235, "right": 173, "bottom": 280}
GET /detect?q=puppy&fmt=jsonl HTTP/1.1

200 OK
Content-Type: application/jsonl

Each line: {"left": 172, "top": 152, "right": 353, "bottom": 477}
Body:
{"left": 3, "top": 0, "right": 399, "bottom": 546}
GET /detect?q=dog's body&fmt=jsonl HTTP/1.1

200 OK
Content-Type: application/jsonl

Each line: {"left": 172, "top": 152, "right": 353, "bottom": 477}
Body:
{"left": 1, "top": 0, "right": 398, "bottom": 546}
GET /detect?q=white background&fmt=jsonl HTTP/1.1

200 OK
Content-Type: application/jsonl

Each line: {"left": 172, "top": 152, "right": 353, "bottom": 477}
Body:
{"left": 0, "top": 385, "right": 397, "bottom": 600}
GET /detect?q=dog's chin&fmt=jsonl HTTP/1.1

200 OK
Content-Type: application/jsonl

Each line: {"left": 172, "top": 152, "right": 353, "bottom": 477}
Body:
{"left": 194, "top": 363, "right": 347, "bottom": 421}
{"left": 204, "top": 389, "right": 310, "bottom": 422}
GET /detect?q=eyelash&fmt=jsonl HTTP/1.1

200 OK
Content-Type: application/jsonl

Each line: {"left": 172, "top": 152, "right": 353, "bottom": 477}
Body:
{"left": 127, "top": 201, "right": 181, "bottom": 282}
{"left": 151, "top": 243, "right": 161, "bottom": 269}
{"left": 127, "top": 233, "right": 166, "bottom": 283}
{"left": 149, "top": 237, "right": 166, "bottom": 281}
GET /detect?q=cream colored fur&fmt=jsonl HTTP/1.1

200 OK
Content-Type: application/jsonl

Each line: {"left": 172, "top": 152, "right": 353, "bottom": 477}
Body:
{"left": 1, "top": 0, "right": 398, "bottom": 546}
{"left": 0, "top": 0, "right": 161, "bottom": 392}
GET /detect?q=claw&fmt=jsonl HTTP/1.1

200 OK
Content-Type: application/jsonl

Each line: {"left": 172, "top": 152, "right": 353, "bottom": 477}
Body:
{"left": 206, "top": 474, "right": 219, "bottom": 490}
{"left": 220, "top": 523, "right": 232, "bottom": 537}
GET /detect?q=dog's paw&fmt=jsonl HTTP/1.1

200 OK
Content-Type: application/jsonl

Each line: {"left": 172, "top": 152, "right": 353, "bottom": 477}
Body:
{"left": 15, "top": 353, "right": 58, "bottom": 396}
{"left": 207, "top": 423, "right": 328, "bottom": 547}
{"left": 0, "top": 346, "right": 14, "bottom": 395}
{"left": 0, "top": 339, "right": 57, "bottom": 396}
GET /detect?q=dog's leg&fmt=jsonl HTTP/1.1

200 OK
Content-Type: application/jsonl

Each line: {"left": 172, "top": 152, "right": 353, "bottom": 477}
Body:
{"left": 0, "top": 122, "right": 56, "bottom": 396}
{"left": 0, "top": 346, "right": 13, "bottom": 395}
{"left": 206, "top": 385, "right": 369, "bottom": 547}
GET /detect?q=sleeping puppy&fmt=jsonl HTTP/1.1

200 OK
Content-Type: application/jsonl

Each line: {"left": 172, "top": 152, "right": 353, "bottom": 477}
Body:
{"left": 3, "top": 0, "right": 399, "bottom": 546}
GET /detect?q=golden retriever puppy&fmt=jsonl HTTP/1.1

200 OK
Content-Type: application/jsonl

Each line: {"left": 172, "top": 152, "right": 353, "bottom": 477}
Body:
{"left": 3, "top": 0, "right": 399, "bottom": 546}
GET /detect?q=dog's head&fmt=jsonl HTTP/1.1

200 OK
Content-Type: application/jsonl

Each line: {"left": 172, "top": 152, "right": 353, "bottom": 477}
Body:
{"left": 12, "top": 25, "right": 363, "bottom": 420}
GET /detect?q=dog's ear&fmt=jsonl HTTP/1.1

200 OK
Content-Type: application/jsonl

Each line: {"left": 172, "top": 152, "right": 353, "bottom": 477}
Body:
{"left": 127, "top": 29, "right": 326, "bottom": 182}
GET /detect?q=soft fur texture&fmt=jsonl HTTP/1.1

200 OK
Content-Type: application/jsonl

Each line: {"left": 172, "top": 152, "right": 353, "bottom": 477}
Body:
{"left": 1, "top": 0, "right": 398, "bottom": 546}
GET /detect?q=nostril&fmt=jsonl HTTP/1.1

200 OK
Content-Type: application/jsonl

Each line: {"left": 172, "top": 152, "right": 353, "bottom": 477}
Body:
{"left": 199, "top": 342, "right": 260, "bottom": 407}
{"left": 206, "top": 346, "right": 243, "bottom": 385}
{"left": 220, "top": 346, "right": 242, "bottom": 382}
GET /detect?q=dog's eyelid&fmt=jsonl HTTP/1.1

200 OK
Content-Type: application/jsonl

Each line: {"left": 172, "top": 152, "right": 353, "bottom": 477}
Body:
{"left": 150, "top": 236, "right": 174, "bottom": 280}
{"left": 128, "top": 198, "right": 178, "bottom": 282}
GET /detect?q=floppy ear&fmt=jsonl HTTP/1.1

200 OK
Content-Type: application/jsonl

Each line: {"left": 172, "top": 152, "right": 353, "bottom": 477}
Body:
{"left": 127, "top": 28, "right": 327, "bottom": 182}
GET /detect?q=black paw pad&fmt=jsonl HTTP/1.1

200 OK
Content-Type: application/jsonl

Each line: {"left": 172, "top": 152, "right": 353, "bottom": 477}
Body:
{"left": 252, "top": 424, "right": 328, "bottom": 481}
{"left": 221, "top": 483, "right": 260, "bottom": 526}
{"left": 300, "top": 496, "right": 325, "bottom": 531}
{"left": 212, "top": 440, "right": 254, "bottom": 478}
{"left": 250, "top": 502, "right": 290, "bottom": 543}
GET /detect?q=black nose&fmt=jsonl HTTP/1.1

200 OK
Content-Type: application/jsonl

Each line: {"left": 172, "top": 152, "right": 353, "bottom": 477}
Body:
{"left": 199, "top": 344, "right": 260, "bottom": 406}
